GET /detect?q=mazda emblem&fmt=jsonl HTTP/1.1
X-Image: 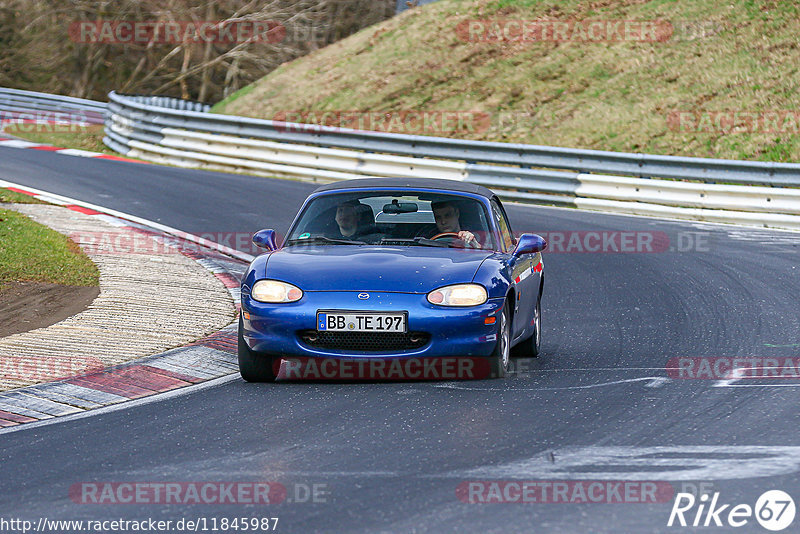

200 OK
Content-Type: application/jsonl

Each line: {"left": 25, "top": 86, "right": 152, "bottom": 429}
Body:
{"left": 358, "top": 293, "right": 370, "bottom": 300}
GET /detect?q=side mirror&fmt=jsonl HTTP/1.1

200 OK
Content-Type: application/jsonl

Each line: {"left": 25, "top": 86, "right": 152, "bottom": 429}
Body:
{"left": 252, "top": 229, "right": 278, "bottom": 251}
{"left": 513, "top": 233, "right": 547, "bottom": 256}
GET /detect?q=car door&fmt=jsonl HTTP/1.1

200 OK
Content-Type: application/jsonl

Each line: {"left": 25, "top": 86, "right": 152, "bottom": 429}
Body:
{"left": 491, "top": 198, "right": 535, "bottom": 341}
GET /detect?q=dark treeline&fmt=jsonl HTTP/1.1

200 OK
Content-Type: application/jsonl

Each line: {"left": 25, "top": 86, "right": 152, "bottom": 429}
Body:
{"left": 0, "top": 0, "right": 394, "bottom": 102}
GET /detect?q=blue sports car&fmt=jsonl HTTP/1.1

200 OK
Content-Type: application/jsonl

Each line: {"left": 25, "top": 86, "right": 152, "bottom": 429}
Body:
{"left": 238, "top": 178, "right": 546, "bottom": 381}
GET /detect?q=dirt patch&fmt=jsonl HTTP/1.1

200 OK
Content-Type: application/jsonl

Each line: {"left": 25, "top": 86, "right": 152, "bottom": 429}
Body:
{"left": 0, "top": 282, "right": 99, "bottom": 338}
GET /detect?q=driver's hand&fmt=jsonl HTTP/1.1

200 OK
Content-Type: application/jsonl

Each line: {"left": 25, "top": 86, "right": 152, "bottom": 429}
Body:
{"left": 457, "top": 231, "right": 481, "bottom": 248}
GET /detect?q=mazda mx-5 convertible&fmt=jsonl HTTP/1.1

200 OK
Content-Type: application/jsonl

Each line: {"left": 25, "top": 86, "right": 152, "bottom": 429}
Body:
{"left": 238, "top": 178, "right": 546, "bottom": 381}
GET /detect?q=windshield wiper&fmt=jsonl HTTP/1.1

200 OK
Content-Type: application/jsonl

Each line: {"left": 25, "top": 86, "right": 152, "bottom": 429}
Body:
{"left": 285, "top": 236, "right": 366, "bottom": 246}
{"left": 379, "top": 237, "right": 448, "bottom": 247}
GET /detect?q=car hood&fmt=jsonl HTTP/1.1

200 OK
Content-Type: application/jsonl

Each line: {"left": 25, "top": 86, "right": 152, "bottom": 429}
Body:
{"left": 265, "top": 246, "right": 492, "bottom": 293}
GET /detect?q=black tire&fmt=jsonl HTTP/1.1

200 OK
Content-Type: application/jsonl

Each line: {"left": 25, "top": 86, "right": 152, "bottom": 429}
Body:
{"left": 488, "top": 301, "right": 511, "bottom": 378}
{"left": 238, "top": 317, "right": 276, "bottom": 382}
{"left": 512, "top": 297, "right": 542, "bottom": 358}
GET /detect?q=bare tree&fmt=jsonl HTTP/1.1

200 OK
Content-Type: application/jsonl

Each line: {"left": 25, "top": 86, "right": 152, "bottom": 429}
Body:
{"left": 0, "top": 0, "right": 395, "bottom": 102}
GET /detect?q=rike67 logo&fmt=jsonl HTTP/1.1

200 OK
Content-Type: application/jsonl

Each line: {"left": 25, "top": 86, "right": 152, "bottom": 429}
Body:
{"left": 668, "top": 490, "right": 795, "bottom": 530}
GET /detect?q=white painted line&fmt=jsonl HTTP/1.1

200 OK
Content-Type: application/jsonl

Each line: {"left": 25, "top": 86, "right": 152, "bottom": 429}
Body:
{"left": 442, "top": 446, "right": 800, "bottom": 481}
{"left": 435, "top": 376, "right": 670, "bottom": 391}
{"left": 534, "top": 367, "right": 673, "bottom": 371}
{"left": 55, "top": 148, "right": 103, "bottom": 158}
{"left": 715, "top": 384, "right": 800, "bottom": 387}
{"left": 0, "top": 139, "right": 42, "bottom": 148}
{"left": 255, "top": 470, "right": 401, "bottom": 477}
{"left": 92, "top": 214, "right": 129, "bottom": 227}
{"left": 712, "top": 367, "right": 748, "bottom": 388}
{"left": 711, "top": 367, "right": 800, "bottom": 388}
{"left": 0, "top": 373, "right": 241, "bottom": 435}
{"left": 33, "top": 195, "right": 69, "bottom": 205}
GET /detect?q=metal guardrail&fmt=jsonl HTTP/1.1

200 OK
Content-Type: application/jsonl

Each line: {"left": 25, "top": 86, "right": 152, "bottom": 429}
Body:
{"left": 2, "top": 87, "right": 799, "bottom": 230}
{"left": 102, "top": 90, "right": 800, "bottom": 230}
{"left": 113, "top": 94, "right": 210, "bottom": 113}
{"left": 0, "top": 88, "right": 106, "bottom": 124}
{"left": 105, "top": 91, "right": 800, "bottom": 187}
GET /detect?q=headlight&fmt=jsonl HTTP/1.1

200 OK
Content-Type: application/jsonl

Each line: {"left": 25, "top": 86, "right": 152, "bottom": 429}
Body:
{"left": 427, "top": 284, "right": 487, "bottom": 306}
{"left": 251, "top": 280, "right": 303, "bottom": 303}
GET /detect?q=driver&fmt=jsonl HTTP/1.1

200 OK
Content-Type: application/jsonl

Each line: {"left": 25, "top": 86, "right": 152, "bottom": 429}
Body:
{"left": 431, "top": 201, "right": 481, "bottom": 249}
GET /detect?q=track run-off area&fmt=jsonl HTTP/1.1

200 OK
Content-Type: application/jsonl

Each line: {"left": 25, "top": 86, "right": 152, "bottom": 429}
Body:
{"left": 1, "top": 145, "right": 800, "bottom": 533}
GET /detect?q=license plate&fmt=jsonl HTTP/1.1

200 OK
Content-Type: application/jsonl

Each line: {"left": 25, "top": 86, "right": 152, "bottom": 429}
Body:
{"left": 317, "top": 311, "right": 407, "bottom": 333}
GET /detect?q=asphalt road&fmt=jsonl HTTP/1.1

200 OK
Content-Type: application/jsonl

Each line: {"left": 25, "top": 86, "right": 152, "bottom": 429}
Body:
{"left": 2, "top": 147, "right": 800, "bottom": 533}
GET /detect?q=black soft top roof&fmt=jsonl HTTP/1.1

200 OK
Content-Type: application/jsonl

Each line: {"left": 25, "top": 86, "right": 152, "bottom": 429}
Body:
{"left": 312, "top": 178, "right": 495, "bottom": 199}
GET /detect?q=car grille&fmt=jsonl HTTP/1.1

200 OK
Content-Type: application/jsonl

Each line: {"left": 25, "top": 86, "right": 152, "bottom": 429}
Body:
{"left": 299, "top": 330, "right": 430, "bottom": 352}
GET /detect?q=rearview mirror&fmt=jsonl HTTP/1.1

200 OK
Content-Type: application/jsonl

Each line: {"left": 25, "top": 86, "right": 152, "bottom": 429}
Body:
{"left": 252, "top": 229, "right": 277, "bottom": 251}
{"left": 513, "top": 233, "right": 547, "bottom": 256}
{"left": 382, "top": 201, "right": 418, "bottom": 214}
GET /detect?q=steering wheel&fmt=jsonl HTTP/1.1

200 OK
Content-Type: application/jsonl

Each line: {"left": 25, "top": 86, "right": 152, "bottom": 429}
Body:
{"left": 430, "top": 232, "right": 460, "bottom": 241}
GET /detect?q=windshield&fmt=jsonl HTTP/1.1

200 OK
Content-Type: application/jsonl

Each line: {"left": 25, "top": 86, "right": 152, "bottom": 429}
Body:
{"left": 285, "top": 191, "right": 496, "bottom": 250}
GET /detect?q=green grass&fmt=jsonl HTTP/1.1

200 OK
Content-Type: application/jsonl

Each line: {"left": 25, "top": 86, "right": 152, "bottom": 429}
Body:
{"left": 0, "top": 207, "right": 99, "bottom": 287}
{"left": 1, "top": 124, "right": 114, "bottom": 155}
{"left": 212, "top": 0, "right": 800, "bottom": 162}
{"left": 211, "top": 83, "right": 257, "bottom": 112}
{"left": 0, "top": 188, "right": 46, "bottom": 204}
{"left": 1, "top": 123, "right": 153, "bottom": 163}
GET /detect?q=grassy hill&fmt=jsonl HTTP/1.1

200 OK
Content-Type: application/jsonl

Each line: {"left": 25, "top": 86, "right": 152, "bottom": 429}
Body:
{"left": 213, "top": 0, "right": 800, "bottom": 162}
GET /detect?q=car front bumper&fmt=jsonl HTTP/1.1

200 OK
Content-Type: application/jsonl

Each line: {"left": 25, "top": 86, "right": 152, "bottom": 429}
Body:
{"left": 241, "top": 290, "right": 505, "bottom": 359}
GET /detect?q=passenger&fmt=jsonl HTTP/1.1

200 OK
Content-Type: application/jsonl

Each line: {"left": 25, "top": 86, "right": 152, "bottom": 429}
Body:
{"left": 330, "top": 200, "right": 378, "bottom": 241}
{"left": 333, "top": 200, "right": 361, "bottom": 239}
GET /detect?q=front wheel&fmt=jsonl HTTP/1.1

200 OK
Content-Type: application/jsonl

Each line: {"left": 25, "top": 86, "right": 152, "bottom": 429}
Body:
{"left": 238, "top": 317, "right": 276, "bottom": 382}
{"left": 512, "top": 297, "right": 542, "bottom": 358}
{"left": 488, "top": 302, "right": 511, "bottom": 378}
